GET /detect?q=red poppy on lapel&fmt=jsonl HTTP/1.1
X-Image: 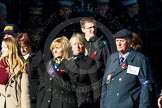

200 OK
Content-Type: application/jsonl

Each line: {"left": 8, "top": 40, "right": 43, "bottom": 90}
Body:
{"left": 121, "top": 63, "right": 127, "bottom": 69}
{"left": 60, "top": 69, "right": 65, "bottom": 74}
{"left": 91, "top": 51, "right": 97, "bottom": 58}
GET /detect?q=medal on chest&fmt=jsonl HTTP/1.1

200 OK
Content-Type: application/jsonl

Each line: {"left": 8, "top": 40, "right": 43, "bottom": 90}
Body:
{"left": 106, "top": 74, "right": 112, "bottom": 85}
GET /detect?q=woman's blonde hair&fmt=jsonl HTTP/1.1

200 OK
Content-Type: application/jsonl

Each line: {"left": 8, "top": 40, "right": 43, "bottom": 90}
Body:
{"left": 70, "top": 32, "right": 88, "bottom": 56}
{"left": 0, "top": 37, "right": 27, "bottom": 77}
{"left": 50, "top": 36, "right": 72, "bottom": 60}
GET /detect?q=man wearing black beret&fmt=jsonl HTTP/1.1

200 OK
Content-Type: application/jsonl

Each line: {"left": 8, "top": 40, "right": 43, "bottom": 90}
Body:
{"left": 100, "top": 29, "right": 154, "bottom": 108}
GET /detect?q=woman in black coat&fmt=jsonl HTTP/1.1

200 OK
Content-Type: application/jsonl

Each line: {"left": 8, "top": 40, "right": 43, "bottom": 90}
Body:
{"left": 70, "top": 33, "right": 100, "bottom": 108}
{"left": 37, "top": 36, "right": 78, "bottom": 108}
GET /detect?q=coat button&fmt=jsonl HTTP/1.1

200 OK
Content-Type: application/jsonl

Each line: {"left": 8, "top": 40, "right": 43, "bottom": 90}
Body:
{"left": 61, "top": 91, "right": 64, "bottom": 93}
{"left": 119, "top": 78, "right": 122, "bottom": 81}
{"left": 117, "top": 93, "right": 119, "bottom": 96}
{"left": 11, "top": 80, "right": 14, "bottom": 83}
{"left": 48, "top": 100, "right": 50, "bottom": 103}
{"left": 7, "top": 94, "right": 11, "bottom": 97}
{"left": 48, "top": 88, "right": 51, "bottom": 91}
{"left": 49, "top": 78, "right": 52, "bottom": 80}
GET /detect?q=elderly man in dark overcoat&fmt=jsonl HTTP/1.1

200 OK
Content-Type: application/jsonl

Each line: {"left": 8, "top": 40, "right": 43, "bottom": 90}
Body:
{"left": 100, "top": 29, "right": 153, "bottom": 108}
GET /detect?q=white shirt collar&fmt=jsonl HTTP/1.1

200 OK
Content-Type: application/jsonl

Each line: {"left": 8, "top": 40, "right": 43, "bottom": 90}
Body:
{"left": 23, "top": 53, "right": 30, "bottom": 60}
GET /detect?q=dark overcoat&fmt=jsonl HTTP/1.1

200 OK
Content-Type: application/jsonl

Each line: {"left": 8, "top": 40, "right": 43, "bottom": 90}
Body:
{"left": 82, "top": 36, "right": 111, "bottom": 79}
{"left": 27, "top": 51, "right": 43, "bottom": 108}
{"left": 100, "top": 50, "right": 153, "bottom": 108}
{"left": 74, "top": 55, "right": 100, "bottom": 108}
{"left": 37, "top": 59, "right": 78, "bottom": 108}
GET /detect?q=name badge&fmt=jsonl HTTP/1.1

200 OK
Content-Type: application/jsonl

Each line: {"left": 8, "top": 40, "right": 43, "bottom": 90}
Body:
{"left": 126, "top": 65, "right": 140, "bottom": 75}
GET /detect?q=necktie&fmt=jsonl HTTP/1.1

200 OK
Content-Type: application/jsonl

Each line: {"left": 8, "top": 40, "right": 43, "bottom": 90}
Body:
{"left": 119, "top": 57, "right": 124, "bottom": 64}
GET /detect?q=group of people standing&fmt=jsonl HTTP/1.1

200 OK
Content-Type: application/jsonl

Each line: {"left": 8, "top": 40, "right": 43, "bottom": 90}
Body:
{"left": 0, "top": 33, "right": 31, "bottom": 107}
{"left": 37, "top": 17, "right": 110, "bottom": 108}
{"left": 0, "top": 24, "right": 42, "bottom": 108}
{"left": 0, "top": 16, "right": 161, "bottom": 108}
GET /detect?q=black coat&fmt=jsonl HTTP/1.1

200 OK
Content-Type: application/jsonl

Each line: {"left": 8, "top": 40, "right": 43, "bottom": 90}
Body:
{"left": 37, "top": 59, "right": 78, "bottom": 108}
{"left": 27, "top": 50, "right": 43, "bottom": 108}
{"left": 82, "top": 36, "right": 111, "bottom": 80}
{"left": 74, "top": 55, "right": 100, "bottom": 108}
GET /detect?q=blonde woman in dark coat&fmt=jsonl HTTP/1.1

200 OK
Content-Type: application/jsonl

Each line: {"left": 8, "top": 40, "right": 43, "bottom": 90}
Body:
{"left": 70, "top": 33, "right": 100, "bottom": 108}
{"left": 0, "top": 37, "right": 30, "bottom": 108}
{"left": 37, "top": 36, "right": 78, "bottom": 108}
